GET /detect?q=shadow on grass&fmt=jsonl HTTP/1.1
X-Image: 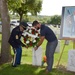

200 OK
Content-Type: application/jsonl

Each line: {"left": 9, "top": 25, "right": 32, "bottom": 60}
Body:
{"left": 0, "top": 63, "right": 39, "bottom": 75}
{"left": 0, "top": 63, "right": 75, "bottom": 75}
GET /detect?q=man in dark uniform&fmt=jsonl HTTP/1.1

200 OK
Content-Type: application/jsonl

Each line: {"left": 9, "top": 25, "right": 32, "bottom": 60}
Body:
{"left": 32, "top": 20, "right": 58, "bottom": 73}
{"left": 8, "top": 21, "right": 28, "bottom": 67}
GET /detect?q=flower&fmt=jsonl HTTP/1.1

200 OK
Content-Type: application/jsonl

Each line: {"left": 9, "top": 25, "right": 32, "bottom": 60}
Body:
{"left": 33, "top": 39, "right": 36, "bottom": 43}
{"left": 26, "top": 40, "right": 30, "bottom": 44}
{"left": 22, "top": 27, "right": 40, "bottom": 47}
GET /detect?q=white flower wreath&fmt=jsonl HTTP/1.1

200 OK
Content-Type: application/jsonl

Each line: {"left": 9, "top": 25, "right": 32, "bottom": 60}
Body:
{"left": 22, "top": 27, "right": 40, "bottom": 47}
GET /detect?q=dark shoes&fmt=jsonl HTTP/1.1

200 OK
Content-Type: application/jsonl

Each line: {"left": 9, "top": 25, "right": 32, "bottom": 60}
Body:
{"left": 12, "top": 65, "right": 17, "bottom": 67}
{"left": 12, "top": 63, "right": 17, "bottom": 67}
{"left": 45, "top": 69, "right": 49, "bottom": 73}
{"left": 12, "top": 63, "right": 20, "bottom": 67}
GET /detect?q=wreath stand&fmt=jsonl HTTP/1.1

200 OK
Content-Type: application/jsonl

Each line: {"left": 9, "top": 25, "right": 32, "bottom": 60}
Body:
{"left": 56, "top": 40, "right": 69, "bottom": 67}
{"left": 56, "top": 40, "right": 75, "bottom": 71}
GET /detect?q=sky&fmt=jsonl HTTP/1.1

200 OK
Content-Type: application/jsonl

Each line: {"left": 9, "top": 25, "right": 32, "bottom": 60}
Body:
{"left": 39, "top": 0, "right": 75, "bottom": 16}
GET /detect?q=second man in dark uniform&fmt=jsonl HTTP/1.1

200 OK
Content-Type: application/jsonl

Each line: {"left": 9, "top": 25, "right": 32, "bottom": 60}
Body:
{"left": 8, "top": 21, "right": 28, "bottom": 67}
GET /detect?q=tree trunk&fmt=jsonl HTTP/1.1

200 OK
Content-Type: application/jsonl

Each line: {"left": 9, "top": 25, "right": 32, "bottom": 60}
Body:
{"left": 19, "top": 13, "right": 23, "bottom": 23}
{"left": 0, "top": 0, "right": 11, "bottom": 64}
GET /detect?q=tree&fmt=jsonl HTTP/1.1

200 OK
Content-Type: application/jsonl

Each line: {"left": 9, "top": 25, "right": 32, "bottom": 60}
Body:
{"left": 0, "top": 0, "right": 11, "bottom": 64}
{"left": 48, "top": 15, "right": 61, "bottom": 26}
{"left": 7, "top": 0, "right": 42, "bottom": 22}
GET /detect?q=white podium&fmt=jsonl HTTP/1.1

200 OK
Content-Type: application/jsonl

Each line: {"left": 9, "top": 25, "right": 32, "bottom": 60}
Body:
{"left": 67, "top": 50, "right": 75, "bottom": 72}
{"left": 32, "top": 46, "right": 42, "bottom": 66}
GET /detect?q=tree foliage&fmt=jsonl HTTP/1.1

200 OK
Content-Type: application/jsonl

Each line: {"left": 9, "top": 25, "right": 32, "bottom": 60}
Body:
{"left": 7, "top": 0, "right": 42, "bottom": 22}
{"left": 47, "top": 15, "right": 61, "bottom": 26}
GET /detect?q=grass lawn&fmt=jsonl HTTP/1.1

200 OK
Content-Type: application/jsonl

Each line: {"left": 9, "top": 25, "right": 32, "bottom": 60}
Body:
{"left": 0, "top": 35, "right": 75, "bottom": 75}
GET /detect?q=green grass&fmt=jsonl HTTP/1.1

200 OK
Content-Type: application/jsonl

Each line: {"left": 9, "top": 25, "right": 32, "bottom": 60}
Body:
{"left": 0, "top": 35, "right": 75, "bottom": 75}
{"left": 0, "top": 63, "right": 74, "bottom": 75}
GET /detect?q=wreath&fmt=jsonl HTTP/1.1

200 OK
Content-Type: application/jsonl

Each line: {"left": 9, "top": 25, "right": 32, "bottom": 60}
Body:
{"left": 22, "top": 27, "right": 40, "bottom": 47}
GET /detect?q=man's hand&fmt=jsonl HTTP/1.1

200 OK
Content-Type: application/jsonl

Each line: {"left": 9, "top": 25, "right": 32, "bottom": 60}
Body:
{"left": 25, "top": 45, "right": 28, "bottom": 49}
{"left": 34, "top": 36, "right": 45, "bottom": 50}
{"left": 22, "top": 44, "right": 28, "bottom": 48}
{"left": 34, "top": 46, "right": 38, "bottom": 50}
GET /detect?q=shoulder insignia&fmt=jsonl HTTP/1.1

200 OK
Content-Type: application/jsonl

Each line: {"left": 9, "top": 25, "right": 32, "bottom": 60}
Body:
{"left": 16, "top": 35, "right": 18, "bottom": 39}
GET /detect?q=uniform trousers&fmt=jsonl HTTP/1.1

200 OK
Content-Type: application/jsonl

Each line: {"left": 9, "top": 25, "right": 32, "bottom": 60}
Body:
{"left": 13, "top": 46, "right": 22, "bottom": 66}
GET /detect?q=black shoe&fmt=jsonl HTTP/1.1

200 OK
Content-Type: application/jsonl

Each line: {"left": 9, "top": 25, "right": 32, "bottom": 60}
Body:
{"left": 12, "top": 64, "right": 17, "bottom": 67}
{"left": 17, "top": 63, "right": 20, "bottom": 65}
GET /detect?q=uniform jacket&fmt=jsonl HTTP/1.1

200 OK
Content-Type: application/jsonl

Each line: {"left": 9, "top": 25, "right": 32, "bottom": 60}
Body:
{"left": 8, "top": 26, "right": 25, "bottom": 48}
